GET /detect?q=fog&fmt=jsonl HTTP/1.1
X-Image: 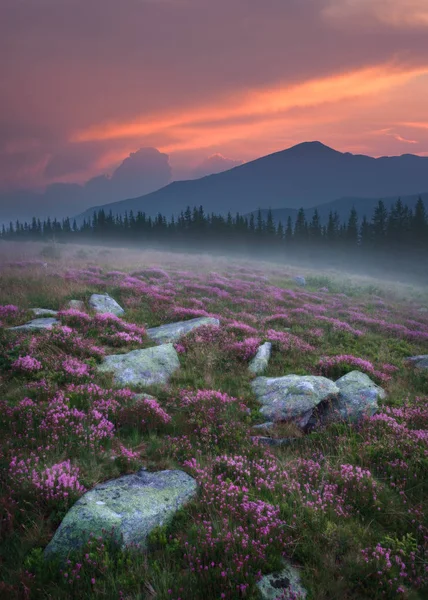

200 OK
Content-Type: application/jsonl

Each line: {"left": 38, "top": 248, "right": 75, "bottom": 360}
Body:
{"left": 1, "top": 238, "right": 427, "bottom": 297}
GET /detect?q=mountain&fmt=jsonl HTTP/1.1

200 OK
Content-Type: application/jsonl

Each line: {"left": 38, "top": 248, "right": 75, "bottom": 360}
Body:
{"left": 75, "top": 142, "right": 428, "bottom": 223}
{"left": 244, "top": 192, "right": 428, "bottom": 226}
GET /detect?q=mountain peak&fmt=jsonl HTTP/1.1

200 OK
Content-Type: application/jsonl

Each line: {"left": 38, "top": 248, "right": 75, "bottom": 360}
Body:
{"left": 286, "top": 141, "right": 339, "bottom": 155}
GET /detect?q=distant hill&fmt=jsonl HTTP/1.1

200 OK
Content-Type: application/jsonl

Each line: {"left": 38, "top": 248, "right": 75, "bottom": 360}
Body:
{"left": 76, "top": 141, "right": 428, "bottom": 223}
{"left": 244, "top": 192, "right": 428, "bottom": 226}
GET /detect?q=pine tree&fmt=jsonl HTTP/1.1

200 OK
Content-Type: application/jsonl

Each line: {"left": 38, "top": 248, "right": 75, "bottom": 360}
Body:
{"left": 346, "top": 206, "right": 358, "bottom": 246}
{"left": 266, "top": 208, "right": 276, "bottom": 236}
{"left": 372, "top": 200, "right": 388, "bottom": 246}
{"left": 285, "top": 216, "right": 293, "bottom": 243}
{"left": 294, "top": 208, "right": 306, "bottom": 241}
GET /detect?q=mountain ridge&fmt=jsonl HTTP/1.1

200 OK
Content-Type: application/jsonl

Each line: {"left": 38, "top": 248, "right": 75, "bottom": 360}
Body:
{"left": 75, "top": 141, "right": 428, "bottom": 223}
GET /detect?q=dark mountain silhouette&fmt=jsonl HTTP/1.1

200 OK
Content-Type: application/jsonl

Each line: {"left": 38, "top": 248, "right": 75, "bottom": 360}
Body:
{"left": 245, "top": 192, "right": 428, "bottom": 226}
{"left": 76, "top": 141, "right": 428, "bottom": 223}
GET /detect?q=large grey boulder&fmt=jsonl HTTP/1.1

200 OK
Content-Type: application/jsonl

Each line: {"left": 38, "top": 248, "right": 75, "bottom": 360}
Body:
{"left": 44, "top": 469, "right": 197, "bottom": 561}
{"left": 249, "top": 342, "right": 272, "bottom": 375}
{"left": 89, "top": 293, "right": 124, "bottom": 316}
{"left": 251, "top": 375, "right": 339, "bottom": 429}
{"left": 407, "top": 355, "right": 428, "bottom": 369}
{"left": 97, "top": 343, "right": 180, "bottom": 386}
{"left": 257, "top": 560, "right": 307, "bottom": 599}
{"left": 311, "top": 370, "right": 385, "bottom": 428}
{"left": 30, "top": 308, "right": 58, "bottom": 317}
{"left": 146, "top": 317, "right": 220, "bottom": 344}
{"left": 9, "top": 317, "right": 59, "bottom": 331}
{"left": 335, "top": 370, "right": 385, "bottom": 419}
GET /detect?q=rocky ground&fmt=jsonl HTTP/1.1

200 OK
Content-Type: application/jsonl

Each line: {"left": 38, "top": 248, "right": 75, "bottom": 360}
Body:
{"left": 0, "top": 242, "right": 427, "bottom": 599}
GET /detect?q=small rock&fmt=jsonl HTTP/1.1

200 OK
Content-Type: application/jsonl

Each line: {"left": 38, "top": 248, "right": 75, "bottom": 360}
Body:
{"left": 9, "top": 318, "right": 59, "bottom": 331}
{"left": 44, "top": 469, "right": 198, "bottom": 561}
{"left": 89, "top": 293, "right": 124, "bottom": 316}
{"left": 418, "top": 307, "right": 428, "bottom": 313}
{"left": 251, "top": 436, "right": 295, "bottom": 448}
{"left": 146, "top": 317, "right": 220, "bottom": 344}
{"left": 249, "top": 342, "right": 272, "bottom": 375}
{"left": 251, "top": 375, "right": 339, "bottom": 429}
{"left": 406, "top": 355, "right": 428, "bottom": 369}
{"left": 293, "top": 276, "right": 306, "bottom": 286}
{"left": 67, "top": 300, "right": 85, "bottom": 311}
{"left": 257, "top": 560, "right": 307, "bottom": 599}
{"left": 252, "top": 422, "right": 276, "bottom": 431}
{"left": 30, "top": 308, "right": 58, "bottom": 317}
{"left": 97, "top": 343, "right": 180, "bottom": 386}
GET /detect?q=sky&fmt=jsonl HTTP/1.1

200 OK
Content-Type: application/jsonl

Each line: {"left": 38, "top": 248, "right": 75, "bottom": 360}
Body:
{"left": 1, "top": 0, "right": 428, "bottom": 192}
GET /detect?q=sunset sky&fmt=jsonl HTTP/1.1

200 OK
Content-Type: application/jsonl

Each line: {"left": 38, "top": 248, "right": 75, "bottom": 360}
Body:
{"left": 1, "top": 0, "right": 428, "bottom": 191}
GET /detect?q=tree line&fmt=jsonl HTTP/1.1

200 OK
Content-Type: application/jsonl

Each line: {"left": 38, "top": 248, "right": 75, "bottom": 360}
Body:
{"left": 2, "top": 198, "right": 427, "bottom": 259}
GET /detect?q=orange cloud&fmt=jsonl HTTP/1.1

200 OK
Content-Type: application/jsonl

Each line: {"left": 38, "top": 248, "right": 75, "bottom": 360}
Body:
{"left": 72, "top": 62, "right": 428, "bottom": 154}
{"left": 400, "top": 121, "right": 428, "bottom": 130}
{"left": 323, "top": 0, "right": 428, "bottom": 29}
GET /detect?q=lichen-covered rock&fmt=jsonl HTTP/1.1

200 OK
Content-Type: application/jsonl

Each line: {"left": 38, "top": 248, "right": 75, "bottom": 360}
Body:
{"left": 67, "top": 300, "right": 85, "bottom": 311}
{"left": 312, "top": 371, "right": 385, "bottom": 428}
{"left": 249, "top": 342, "right": 272, "bottom": 374}
{"left": 97, "top": 344, "right": 180, "bottom": 386}
{"left": 251, "top": 375, "right": 339, "bottom": 429}
{"left": 146, "top": 317, "right": 220, "bottom": 344}
{"left": 9, "top": 317, "right": 59, "bottom": 331}
{"left": 44, "top": 469, "right": 198, "bottom": 561}
{"left": 407, "top": 355, "right": 428, "bottom": 369}
{"left": 89, "top": 293, "right": 124, "bottom": 316}
{"left": 257, "top": 560, "right": 307, "bottom": 599}
{"left": 30, "top": 308, "right": 58, "bottom": 317}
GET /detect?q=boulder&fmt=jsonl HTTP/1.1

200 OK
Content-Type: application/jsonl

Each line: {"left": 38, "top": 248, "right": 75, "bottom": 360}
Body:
{"left": 67, "top": 300, "right": 85, "bottom": 311}
{"left": 312, "top": 371, "right": 385, "bottom": 427}
{"left": 249, "top": 342, "right": 272, "bottom": 375}
{"left": 44, "top": 469, "right": 197, "bottom": 561}
{"left": 293, "top": 276, "right": 306, "bottom": 286}
{"left": 257, "top": 560, "right": 307, "bottom": 599}
{"left": 89, "top": 293, "right": 124, "bottom": 316}
{"left": 251, "top": 375, "right": 339, "bottom": 429}
{"left": 9, "top": 318, "right": 59, "bottom": 331}
{"left": 418, "top": 307, "right": 428, "bottom": 313}
{"left": 30, "top": 308, "right": 58, "bottom": 317}
{"left": 97, "top": 343, "right": 180, "bottom": 387}
{"left": 146, "top": 317, "right": 220, "bottom": 344}
{"left": 406, "top": 355, "right": 428, "bottom": 369}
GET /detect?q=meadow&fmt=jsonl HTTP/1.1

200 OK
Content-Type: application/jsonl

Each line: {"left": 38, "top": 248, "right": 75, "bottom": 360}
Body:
{"left": 0, "top": 240, "right": 427, "bottom": 600}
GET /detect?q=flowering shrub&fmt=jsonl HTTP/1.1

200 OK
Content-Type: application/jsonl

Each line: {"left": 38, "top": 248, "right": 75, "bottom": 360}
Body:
{"left": 266, "top": 329, "right": 315, "bottom": 353}
{"left": 11, "top": 355, "right": 43, "bottom": 372}
{"left": 9, "top": 455, "right": 85, "bottom": 509}
{"left": 58, "top": 309, "right": 146, "bottom": 347}
{"left": 225, "top": 337, "right": 261, "bottom": 361}
{"left": 317, "top": 354, "right": 391, "bottom": 383}
{"left": 167, "top": 389, "right": 250, "bottom": 456}
{"left": 361, "top": 537, "right": 427, "bottom": 597}
{"left": 118, "top": 395, "right": 171, "bottom": 431}
{"left": 62, "top": 357, "right": 90, "bottom": 379}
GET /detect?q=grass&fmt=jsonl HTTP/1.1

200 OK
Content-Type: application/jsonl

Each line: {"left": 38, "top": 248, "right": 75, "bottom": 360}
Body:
{"left": 0, "top": 241, "right": 427, "bottom": 599}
